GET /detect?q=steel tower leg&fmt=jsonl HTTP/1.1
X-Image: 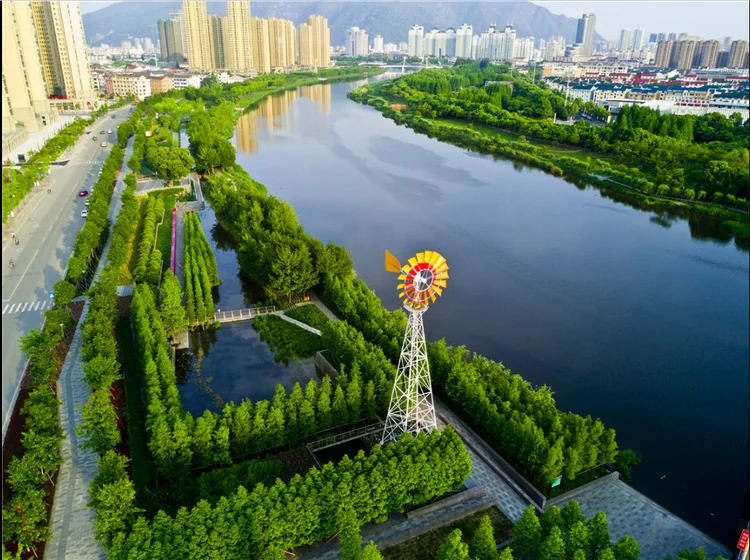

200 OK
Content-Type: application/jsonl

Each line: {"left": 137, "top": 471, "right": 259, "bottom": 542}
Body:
{"left": 381, "top": 307, "right": 437, "bottom": 444}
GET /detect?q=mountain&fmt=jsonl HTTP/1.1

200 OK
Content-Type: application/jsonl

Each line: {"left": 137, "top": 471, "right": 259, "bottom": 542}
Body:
{"left": 82, "top": 1, "right": 603, "bottom": 49}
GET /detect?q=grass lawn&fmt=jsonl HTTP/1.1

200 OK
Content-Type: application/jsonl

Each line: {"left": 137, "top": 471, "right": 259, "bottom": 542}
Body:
{"left": 155, "top": 192, "right": 178, "bottom": 272}
{"left": 253, "top": 314, "right": 326, "bottom": 361}
{"left": 285, "top": 305, "right": 331, "bottom": 331}
{"left": 119, "top": 196, "right": 147, "bottom": 284}
{"left": 116, "top": 316, "right": 152, "bottom": 508}
{"left": 381, "top": 506, "right": 514, "bottom": 560}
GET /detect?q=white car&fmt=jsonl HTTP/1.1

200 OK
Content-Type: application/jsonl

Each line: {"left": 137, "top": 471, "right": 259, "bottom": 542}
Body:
{"left": 81, "top": 209, "right": 88, "bottom": 218}
{"left": 101, "top": 141, "right": 107, "bottom": 147}
{"left": 107, "top": 129, "right": 112, "bottom": 134}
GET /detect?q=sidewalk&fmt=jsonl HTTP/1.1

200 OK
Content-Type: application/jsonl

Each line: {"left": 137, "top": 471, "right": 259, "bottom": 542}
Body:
{"left": 45, "top": 136, "right": 135, "bottom": 560}
{"left": 44, "top": 299, "right": 105, "bottom": 560}
{"left": 4, "top": 116, "right": 77, "bottom": 164}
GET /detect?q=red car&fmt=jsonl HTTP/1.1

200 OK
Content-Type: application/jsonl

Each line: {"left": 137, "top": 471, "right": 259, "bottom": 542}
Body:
{"left": 78, "top": 190, "right": 89, "bottom": 197}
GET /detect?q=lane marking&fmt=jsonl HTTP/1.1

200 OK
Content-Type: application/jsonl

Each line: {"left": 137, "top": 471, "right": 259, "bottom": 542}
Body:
{"left": 2, "top": 304, "right": 9, "bottom": 314}
{"left": 33, "top": 301, "right": 40, "bottom": 311}
{"left": 7, "top": 304, "right": 17, "bottom": 313}
{"left": 20, "top": 303, "right": 29, "bottom": 312}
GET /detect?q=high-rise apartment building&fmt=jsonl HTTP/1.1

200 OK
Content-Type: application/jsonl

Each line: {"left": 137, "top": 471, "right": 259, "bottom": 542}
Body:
{"left": 2, "top": 1, "right": 58, "bottom": 135}
{"left": 267, "top": 18, "right": 296, "bottom": 69}
{"left": 207, "top": 14, "right": 227, "bottom": 69}
{"left": 693, "top": 40, "right": 719, "bottom": 68}
{"left": 717, "top": 51, "right": 730, "bottom": 68}
{"left": 373, "top": 35, "right": 384, "bottom": 53}
{"left": 657, "top": 33, "right": 666, "bottom": 43}
{"left": 182, "top": 0, "right": 212, "bottom": 71}
{"left": 575, "top": 13, "right": 596, "bottom": 57}
{"left": 655, "top": 40, "right": 674, "bottom": 67}
{"left": 158, "top": 16, "right": 185, "bottom": 62}
{"left": 475, "top": 24, "right": 516, "bottom": 61}
{"left": 728, "top": 40, "right": 748, "bottom": 68}
{"left": 251, "top": 17, "right": 271, "bottom": 74}
{"left": 632, "top": 29, "right": 644, "bottom": 51}
{"left": 671, "top": 39, "right": 696, "bottom": 70}
{"left": 297, "top": 15, "right": 329, "bottom": 67}
{"left": 455, "top": 24, "right": 473, "bottom": 59}
{"left": 667, "top": 32, "right": 677, "bottom": 41}
{"left": 30, "top": 1, "right": 96, "bottom": 107}
{"left": 346, "top": 27, "right": 369, "bottom": 57}
{"left": 225, "top": 0, "right": 253, "bottom": 73}
{"left": 649, "top": 33, "right": 658, "bottom": 44}
{"left": 408, "top": 25, "right": 425, "bottom": 57}
{"left": 619, "top": 29, "right": 632, "bottom": 51}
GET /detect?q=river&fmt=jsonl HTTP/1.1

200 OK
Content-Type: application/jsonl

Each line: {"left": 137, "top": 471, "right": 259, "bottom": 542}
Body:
{"left": 222, "top": 76, "right": 748, "bottom": 546}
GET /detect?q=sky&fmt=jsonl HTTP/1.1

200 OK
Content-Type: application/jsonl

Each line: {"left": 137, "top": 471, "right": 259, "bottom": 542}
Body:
{"left": 79, "top": 0, "right": 750, "bottom": 42}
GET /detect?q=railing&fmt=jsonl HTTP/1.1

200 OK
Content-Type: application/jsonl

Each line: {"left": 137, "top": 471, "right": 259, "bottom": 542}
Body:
{"left": 307, "top": 421, "right": 383, "bottom": 452}
{"left": 211, "top": 306, "right": 276, "bottom": 324}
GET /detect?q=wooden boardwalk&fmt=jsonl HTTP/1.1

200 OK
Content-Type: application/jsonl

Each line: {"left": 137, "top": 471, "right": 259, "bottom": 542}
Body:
{"left": 212, "top": 306, "right": 276, "bottom": 324}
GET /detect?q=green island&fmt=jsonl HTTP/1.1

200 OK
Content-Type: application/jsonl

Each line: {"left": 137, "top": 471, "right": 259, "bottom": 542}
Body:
{"left": 2, "top": 68, "right": 729, "bottom": 560}
{"left": 348, "top": 61, "right": 749, "bottom": 239}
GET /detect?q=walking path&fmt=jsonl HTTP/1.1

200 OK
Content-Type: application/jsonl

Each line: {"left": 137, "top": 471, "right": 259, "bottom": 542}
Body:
{"left": 45, "top": 136, "right": 136, "bottom": 560}
{"left": 44, "top": 299, "right": 105, "bottom": 560}
{"left": 309, "top": 291, "right": 339, "bottom": 322}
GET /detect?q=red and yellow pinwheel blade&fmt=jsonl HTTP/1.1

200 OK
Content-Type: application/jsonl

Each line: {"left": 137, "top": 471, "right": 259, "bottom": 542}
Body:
{"left": 385, "top": 250, "right": 448, "bottom": 309}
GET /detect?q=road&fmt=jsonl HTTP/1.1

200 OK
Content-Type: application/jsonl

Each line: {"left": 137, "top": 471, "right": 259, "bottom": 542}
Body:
{"left": 1, "top": 105, "right": 133, "bottom": 442}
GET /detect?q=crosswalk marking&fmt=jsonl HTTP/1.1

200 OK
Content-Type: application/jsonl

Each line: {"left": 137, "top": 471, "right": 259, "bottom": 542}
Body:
{"left": 1, "top": 300, "right": 54, "bottom": 316}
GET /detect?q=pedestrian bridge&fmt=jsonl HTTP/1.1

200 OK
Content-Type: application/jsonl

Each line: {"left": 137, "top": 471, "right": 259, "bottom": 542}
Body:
{"left": 210, "top": 306, "right": 276, "bottom": 324}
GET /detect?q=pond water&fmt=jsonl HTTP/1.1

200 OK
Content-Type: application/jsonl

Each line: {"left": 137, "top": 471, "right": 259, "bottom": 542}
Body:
{"left": 176, "top": 209, "right": 318, "bottom": 417}
{"left": 215, "top": 76, "right": 749, "bottom": 546}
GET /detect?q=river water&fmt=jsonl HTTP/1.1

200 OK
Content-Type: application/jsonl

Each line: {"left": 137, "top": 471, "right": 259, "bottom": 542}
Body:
{"left": 221, "top": 77, "right": 748, "bottom": 545}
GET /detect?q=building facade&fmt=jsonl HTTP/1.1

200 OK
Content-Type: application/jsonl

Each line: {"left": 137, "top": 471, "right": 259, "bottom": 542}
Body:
{"left": 408, "top": 25, "right": 424, "bottom": 57}
{"left": 158, "top": 16, "right": 185, "bottom": 62}
{"left": 182, "top": 0, "right": 212, "bottom": 71}
{"left": 576, "top": 13, "right": 596, "bottom": 58}
{"left": 298, "top": 15, "right": 330, "bottom": 67}
{"left": 728, "top": 40, "right": 748, "bottom": 68}
{"left": 207, "top": 14, "right": 227, "bottom": 69}
{"left": 346, "top": 27, "right": 369, "bottom": 57}
{"left": 225, "top": 0, "right": 253, "bottom": 73}
{"left": 251, "top": 17, "right": 271, "bottom": 74}
{"left": 111, "top": 73, "right": 151, "bottom": 99}
{"left": 267, "top": 18, "right": 296, "bottom": 70}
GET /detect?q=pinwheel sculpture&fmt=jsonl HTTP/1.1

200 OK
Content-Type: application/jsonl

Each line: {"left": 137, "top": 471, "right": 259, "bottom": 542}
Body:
{"left": 381, "top": 250, "right": 449, "bottom": 444}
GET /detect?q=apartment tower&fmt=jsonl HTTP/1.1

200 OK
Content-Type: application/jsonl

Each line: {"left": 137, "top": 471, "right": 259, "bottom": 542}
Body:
{"left": 30, "top": 1, "right": 96, "bottom": 107}
{"left": 298, "top": 15, "right": 330, "bottom": 67}
{"left": 671, "top": 39, "right": 696, "bottom": 70}
{"left": 158, "top": 17, "right": 185, "bottom": 62}
{"left": 728, "top": 40, "right": 748, "bottom": 68}
{"left": 267, "top": 18, "right": 296, "bottom": 70}
{"left": 251, "top": 17, "right": 271, "bottom": 74}
{"left": 694, "top": 40, "right": 719, "bottom": 68}
{"left": 225, "top": 0, "right": 254, "bottom": 73}
{"left": 575, "top": 13, "right": 596, "bottom": 57}
{"left": 2, "top": 1, "right": 57, "bottom": 134}
{"left": 655, "top": 40, "right": 674, "bottom": 67}
{"left": 207, "top": 14, "right": 227, "bottom": 69}
{"left": 182, "top": 0, "right": 212, "bottom": 70}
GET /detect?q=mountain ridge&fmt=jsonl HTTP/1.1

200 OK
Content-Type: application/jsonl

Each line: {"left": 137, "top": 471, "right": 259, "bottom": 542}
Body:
{"left": 82, "top": 2, "right": 605, "bottom": 50}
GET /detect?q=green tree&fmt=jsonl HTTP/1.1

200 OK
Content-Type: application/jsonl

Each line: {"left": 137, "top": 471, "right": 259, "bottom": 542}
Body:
{"left": 160, "top": 269, "right": 187, "bottom": 337}
{"left": 540, "top": 505, "right": 564, "bottom": 535}
{"left": 267, "top": 242, "right": 318, "bottom": 304}
{"left": 332, "top": 385, "right": 349, "bottom": 426}
{"left": 437, "top": 529, "right": 470, "bottom": 560}
{"left": 588, "top": 512, "right": 611, "bottom": 555}
{"left": 53, "top": 279, "right": 77, "bottom": 308}
{"left": 469, "top": 514, "right": 498, "bottom": 560}
{"left": 613, "top": 535, "right": 640, "bottom": 560}
{"left": 538, "top": 526, "right": 566, "bottom": 560}
{"left": 152, "top": 147, "right": 194, "bottom": 183}
{"left": 88, "top": 451, "right": 141, "bottom": 545}
{"left": 561, "top": 500, "right": 585, "bottom": 528}
{"left": 514, "top": 505, "right": 542, "bottom": 558}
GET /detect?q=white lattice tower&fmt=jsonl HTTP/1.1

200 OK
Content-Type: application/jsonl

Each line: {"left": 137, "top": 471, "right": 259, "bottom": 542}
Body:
{"left": 381, "top": 306, "right": 437, "bottom": 443}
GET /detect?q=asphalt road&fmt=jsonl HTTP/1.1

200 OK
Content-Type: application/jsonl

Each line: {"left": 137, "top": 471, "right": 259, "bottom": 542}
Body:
{"left": 1, "top": 105, "right": 133, "bottom": 441}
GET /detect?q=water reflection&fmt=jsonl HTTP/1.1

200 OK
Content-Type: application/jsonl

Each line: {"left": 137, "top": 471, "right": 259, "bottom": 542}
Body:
{"left": 235, "top": 85, "right": 332, "bottom": 154}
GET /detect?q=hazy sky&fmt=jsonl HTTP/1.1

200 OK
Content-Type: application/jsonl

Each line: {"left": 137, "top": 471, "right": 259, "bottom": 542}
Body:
{"left": 79, "top": 0, "right": 750, "bottom": 42}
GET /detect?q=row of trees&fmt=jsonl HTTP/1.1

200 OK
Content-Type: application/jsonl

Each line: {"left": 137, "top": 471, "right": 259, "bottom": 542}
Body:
{"left": 64, "top": 143, "right": 125, "bottom": 288}
{"left": 1, "top": 285, "right": 77, "bottom": 556}
{"left": 184, "top": 211, "right": 219, "bottom": 325}
{"left": 187, "top": 105, "right": 237, "bottom": 173}
{"left": 106, "top": 428, "right": 471, "bottom": 559}
{"left": 133, "top": 194, "right": 164, "bottom": 285}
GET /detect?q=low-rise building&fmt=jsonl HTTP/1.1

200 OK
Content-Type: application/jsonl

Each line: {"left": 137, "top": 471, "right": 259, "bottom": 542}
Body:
{"left": 111, "top": 73, "right": 152, "bottom": 99}
{"left": 149, "top": 73, "right": 173, "bottom": 94}
{"left": 171, "top": 73, "right": 203, "bottom": 89}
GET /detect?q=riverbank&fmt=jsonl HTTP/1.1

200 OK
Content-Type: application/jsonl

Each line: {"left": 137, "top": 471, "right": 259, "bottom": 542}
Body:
{"left": 348, "top": 81, "right": 749, "bottom": 240}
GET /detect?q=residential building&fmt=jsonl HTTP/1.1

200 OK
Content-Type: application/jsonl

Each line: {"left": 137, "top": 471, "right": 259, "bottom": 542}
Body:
{"left": 373, "top": 35, "right": 384, "bottom": 53}
{"left": 111, "top": 72, "right": 151, "bottom": 99}
{"left": 667, "top": 33, "right": 677, "bottom": 41}
{"left": 346, "top": 27, "right": 369, "bottom": 57}
{"left": 671, "top": 39, "right": 697, "bottom": 71}
{"left": 655, "top": 40, "right": 674, "bottom": 67}
{"left": 408, "top": 25, "right": 424, "bottom": 57}
{"left": 171, "top": 73, "right": 203, "bottom": 89}
{"left": 619, "top": 29, "right": 633, "bottom": 52}
{"left": 297, "top": 15, "right": 329, "bottom": 67}
{"left": 649, "top": 33, "right": 658, "bottom": 44}
{"left": 30, "top": 0, "right": 97, "bottom": 108}
{"left": 2, "top": 1, "right": 58, "bottom": 135}
{"left": 149, "top": 73, "right": 173, "bottom": 94}
{"left": 121, "top": 40, "right": 132, "bottom": 50}
{"left": 207, "top": 14, "right": 227, "bottom": 69}
{"left": 225, "top": 0, "right": 253, "bottom": 73}
{"left": 158, "top": 16, "right": 185, "bottom": 62}
{"left": 717, "top": 51, "right": 731, "bottom": 68}
{"left": 576, "top": 13, "right": 596, "bottom": 58}
{"left": 455, "top": 24, "right": 473, "bottom": 59}
{"left": 251, "top": 17, "right": 271, "bottom": 74}
{"left": 268, "top": 18, "right": 296, "bottom": 70}
{"left": 694, "top": 40, "right": 720, "bottom": 69}
{"left": 182, "top": 0, "right": 212, "bottom": 71}
{"left": 728, "top": 40, "right": 748, "bottom": 68}
{"left": 632, "top": 29, "right": 644, "bottom": 51}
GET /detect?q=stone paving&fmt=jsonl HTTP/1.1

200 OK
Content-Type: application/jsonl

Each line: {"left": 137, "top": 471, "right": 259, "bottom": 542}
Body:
{"left": 44, "top": 300, "right": 106, "bottom": 560}
{"left": 45, "top": 137, "right": 136, "bottom": 560}
{"left": 553, "top": 479, "right": 731, "bottom": 560}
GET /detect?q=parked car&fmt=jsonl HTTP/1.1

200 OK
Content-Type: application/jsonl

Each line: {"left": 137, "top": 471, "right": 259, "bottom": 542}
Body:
{"left": 81, "top": 209, "right": 88, "bottom": 218}
{"left": 86, "top": 130, "right": 91, "bottom": 134}
{"left": 111, "top": 115, "right": 116, "bottom": 119}
{"left": 100, "top": 130, "right": 105, "bottom": 134}
{"left": 78, "top": 190, "right": 89, "bottom": 197}
{"left": 93, "top": 136, "right": 97, "bottom": 141}
{"left": 101, "top": 141, "right": 107, "bottom": 147}
{"left": 107, "top": 129, "right": 112, "bottom": 134}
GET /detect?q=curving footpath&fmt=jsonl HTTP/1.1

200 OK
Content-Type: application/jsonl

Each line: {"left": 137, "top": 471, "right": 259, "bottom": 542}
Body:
{"left": 44, "top": 136, "right": 135, "bottom": 560}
